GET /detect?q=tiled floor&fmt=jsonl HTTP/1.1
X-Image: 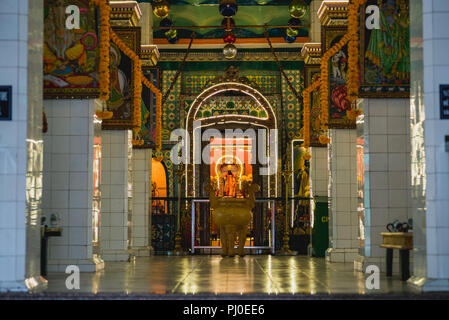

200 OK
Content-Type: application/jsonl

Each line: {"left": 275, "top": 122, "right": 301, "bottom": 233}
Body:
{"left": 40, "top": 255, "right": 423, "bottom": 296}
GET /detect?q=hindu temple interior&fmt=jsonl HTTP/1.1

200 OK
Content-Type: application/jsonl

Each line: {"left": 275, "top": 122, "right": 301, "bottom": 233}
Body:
{"left": 1, "top": 0, "right": 449, "bottom": 298}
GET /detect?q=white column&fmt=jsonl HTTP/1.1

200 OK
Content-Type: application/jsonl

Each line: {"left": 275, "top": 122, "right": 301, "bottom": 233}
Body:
{"left": 100, "top": 130, "right": 130, "bottom": 261}
{"left": 139, "top": 2, "right": 153, "bottom": 45}
{"left": 354, "top": 99, "right": 411, "bottom": 272}
{"left": 408, "top": 0, "right": 449, "bottom": 292}
{"left": 43, "top": 100, "right": 104, "bottom": 272}
{"left": 326, "top": 129, "right": 359, "bottom": 263}
{"left": 311, "top": 0, "right": 324, "bottom": 42}
{"left": 310, "top": 147, "right": 328, "bottom": 197}
{"left": 129, "top": 149, "right": 152, "bottom": 256}
{"left": 0, "top": 0, "right": 47, "bottom": 291}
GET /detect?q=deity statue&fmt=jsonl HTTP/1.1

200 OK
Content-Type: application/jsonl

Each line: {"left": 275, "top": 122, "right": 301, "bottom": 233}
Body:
{"left": 365, "top": 0, "right": 410, "bottom": 80}
{"left": 223, "top": 165, "right": 237, "bottom": 197}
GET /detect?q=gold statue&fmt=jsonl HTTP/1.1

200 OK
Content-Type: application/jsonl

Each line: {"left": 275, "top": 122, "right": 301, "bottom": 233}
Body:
{"left": 205, "top": 183, "right": 260, "bottom": 257}
{"left": 223, "top": 164, "right": 237, "bottom": 197}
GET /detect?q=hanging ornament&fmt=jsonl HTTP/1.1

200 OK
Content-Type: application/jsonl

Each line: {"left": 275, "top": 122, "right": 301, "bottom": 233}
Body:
{"left": 159, "top": 17, "right": 173, "bottom": 28}
{"left": 168, "top": 36, "right": 179, "bottom": 44}
{"left": 223, "top": 43, "right": 237, "bottom": 59}
{"left": 153, "top": 0, "right": 170, "bottom": 19}
{"left": 288, "top": 17, "right": 302, "bottom": 27}
{"left": 284, "top": 35, "right": 297, "bottom": 43}
{"left": 286, "top": 27, "right": 299, "bottom": 37}
{"left": 288, "top": 0, "right": 307, "bottom": 19}
{"left": 165, "top": 28, "right": 177, "bottom": 39}
{"left": 219, "top": 0, "right": 238, "bottom": 17}
{"left": 221, "top": 18, "right": 235, "bottom": 31}
{"left": 223, "top": 32, "right": 236, "bottom": 44}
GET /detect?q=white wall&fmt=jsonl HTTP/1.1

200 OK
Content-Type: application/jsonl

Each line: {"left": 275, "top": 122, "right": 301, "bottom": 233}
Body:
{"left": 421, "top": 0, "right": 449, "bottom": 287}
{"left": 355, "top": 99, "right": 411, "bottom": 272}
{"left": 100, "top": 130, "right": 131, "bottom": 261}
{"left": 0, "top": 0, "right": 44, "bottom": 291}
{"left": 326, "top": 129, "right": 359, "bottom": 263}
{"left": 43, "top": 100, "right": 103, "bottom": 272}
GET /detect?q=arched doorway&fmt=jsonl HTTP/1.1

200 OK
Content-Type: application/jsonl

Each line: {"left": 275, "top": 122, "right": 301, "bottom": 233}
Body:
{"left": 183, "top": 68, "right": 280, "bottom": 252}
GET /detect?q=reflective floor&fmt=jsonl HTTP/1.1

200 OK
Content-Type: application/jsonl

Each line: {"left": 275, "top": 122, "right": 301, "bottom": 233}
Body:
{"left": 42, "top": 255, "right": 423, "bottom": 296}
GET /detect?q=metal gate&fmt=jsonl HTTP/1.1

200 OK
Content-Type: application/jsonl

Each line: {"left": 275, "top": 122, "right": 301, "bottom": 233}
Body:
{"left": 191, "top": 199, "right": 275, "bottom": 254}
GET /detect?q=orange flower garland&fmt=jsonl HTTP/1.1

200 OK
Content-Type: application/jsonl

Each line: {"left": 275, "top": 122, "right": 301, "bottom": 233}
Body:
{"left": 319, "top": 0, "right": 368, "bottom": 130}
{"left": 92, "top": 0, "right": 163, "bottom": 151}
{"left": 92, "top": 0, "right": 110, "bottom": 101}
{"left": 302, "top": 76, "right": 321, "bottom": 149}
{"left": 95, "top": 110, "right": 113, "bottom": 120}
{"left": 346, "top": 0, "right": 367, "bottom": 119}
{"left": 109, "top": 28, "right": 142, "bottom": 130}
{"left": 141, "top": 74, "right": 163, "bottom": 151}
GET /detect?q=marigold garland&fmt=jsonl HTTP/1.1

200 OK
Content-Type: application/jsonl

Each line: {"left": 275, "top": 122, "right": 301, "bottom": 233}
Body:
{"left": 319, "top": 134, "right": 331, "bottom": 145}
{"left": 319, "top": 0, "right": 367, "bottom": 130}
{"left": 95, "top": 110, "right": 113, "bottom": 120}
{"left": 346, "top": 0, "right": 367, "bottom": 119}
{"left": 302, "top": 76, "right": 321, "bottom": 149}
{"left": 92, "top": 0, "right": 110, "bottom": 101}
{"left": 92, "top": 0, "right": 163, "bottom": 151}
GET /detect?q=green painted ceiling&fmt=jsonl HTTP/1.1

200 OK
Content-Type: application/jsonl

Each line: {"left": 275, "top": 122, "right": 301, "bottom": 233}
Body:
{"left": 137, "top": 1, "right": 295, "bottom": 5}
{"left": 145, "top": 2, "right": 311, "bottom": 39}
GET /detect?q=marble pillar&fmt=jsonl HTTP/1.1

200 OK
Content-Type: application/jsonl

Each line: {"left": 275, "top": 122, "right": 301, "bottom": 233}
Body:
{"left": 139, "top": 2, "right": 153, "bottom": 45}
{"left": 354, "top": 99, "right": 412, "bottom": 273}
{"left": 408, "top": 0, "right": 449, "bottom": 292}
{"left": 43, "top": 100, "right": 104, "bottom": 272}
{"left": 310, "top": 148, "right": 328, "bottom": 198}
{"left": 129, "top": 149, "right": 153, "bottom": 256}
{"left": 0, "top": 0, "right": 48, "bottom": 291}
{"left": 99, "top": 130, "right": 131, "bottom": 261}
{"left": 326, "top": 129, "right": 359, "bottom": 263}
{"left": 311, "top": 0, "right": 324, "bottom": 42}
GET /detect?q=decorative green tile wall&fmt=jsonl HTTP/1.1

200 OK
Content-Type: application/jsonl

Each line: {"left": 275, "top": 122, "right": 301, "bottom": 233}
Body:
{"left": 281, "top": 70, "right": 304, "bottom": 140}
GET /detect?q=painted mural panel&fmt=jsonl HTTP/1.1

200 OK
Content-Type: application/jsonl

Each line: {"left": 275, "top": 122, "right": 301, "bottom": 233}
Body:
{"left": 323, "top": 28, "right": 356, "bottom": 129}
{"left": 103, "top": 27, "right": 141, "bottom": 130}
{"left": 304, "top": 66, "right": 326, "bottom": 148}
{"left": 134, "top": 66, "right": 160, "bottom": 148}
{"left": 43, "top": 0, "right": 99, "bottom": 99}
{"left": 359, "top": 0, "right": 410, "bottom": 97}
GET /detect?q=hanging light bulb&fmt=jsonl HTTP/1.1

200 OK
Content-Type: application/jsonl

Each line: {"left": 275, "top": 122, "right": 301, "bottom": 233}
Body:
{"left": 219, "top": 0, "right": 238, "bottom": 17}
{"left": 153, "top": 0, "right": 170, "bottom": 19}
{"left": 168, "top": 36, "right": 179, "bottom": 44}
{"left": 288, "top": 17, "right": 302, "bottom": 27}
{"left": 165, "top": 28, "right": 177, "bottom": 39}
{"left": 288, "top": 0, "right": 307, "bottom": 19}
{"left": 223, "top": 43, "right": 237, "bottom": 59}
{"left": 286, "top": 27, "right": 299, "bottom": 37}
{"left": 221, "top": 18, "right": 235, "bottom": 31}
{"left": 284, "top": 35, "right": 297, "bottom": 43}
{"left": 159, "top": 17, "right": 173, "bottom": 28}
{"left": 223, "top": 32, "right": 236, "bottom": 44}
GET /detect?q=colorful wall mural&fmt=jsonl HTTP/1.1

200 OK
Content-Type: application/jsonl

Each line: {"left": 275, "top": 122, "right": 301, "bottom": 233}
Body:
{"left": 44, "top": 0, "right": 99, "bottom": 99}
{"left": 359, "top": 0, "right": 410, "bottom": 97}
{"left": 103, "top": 27, "right": 141, "bottom": 129}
